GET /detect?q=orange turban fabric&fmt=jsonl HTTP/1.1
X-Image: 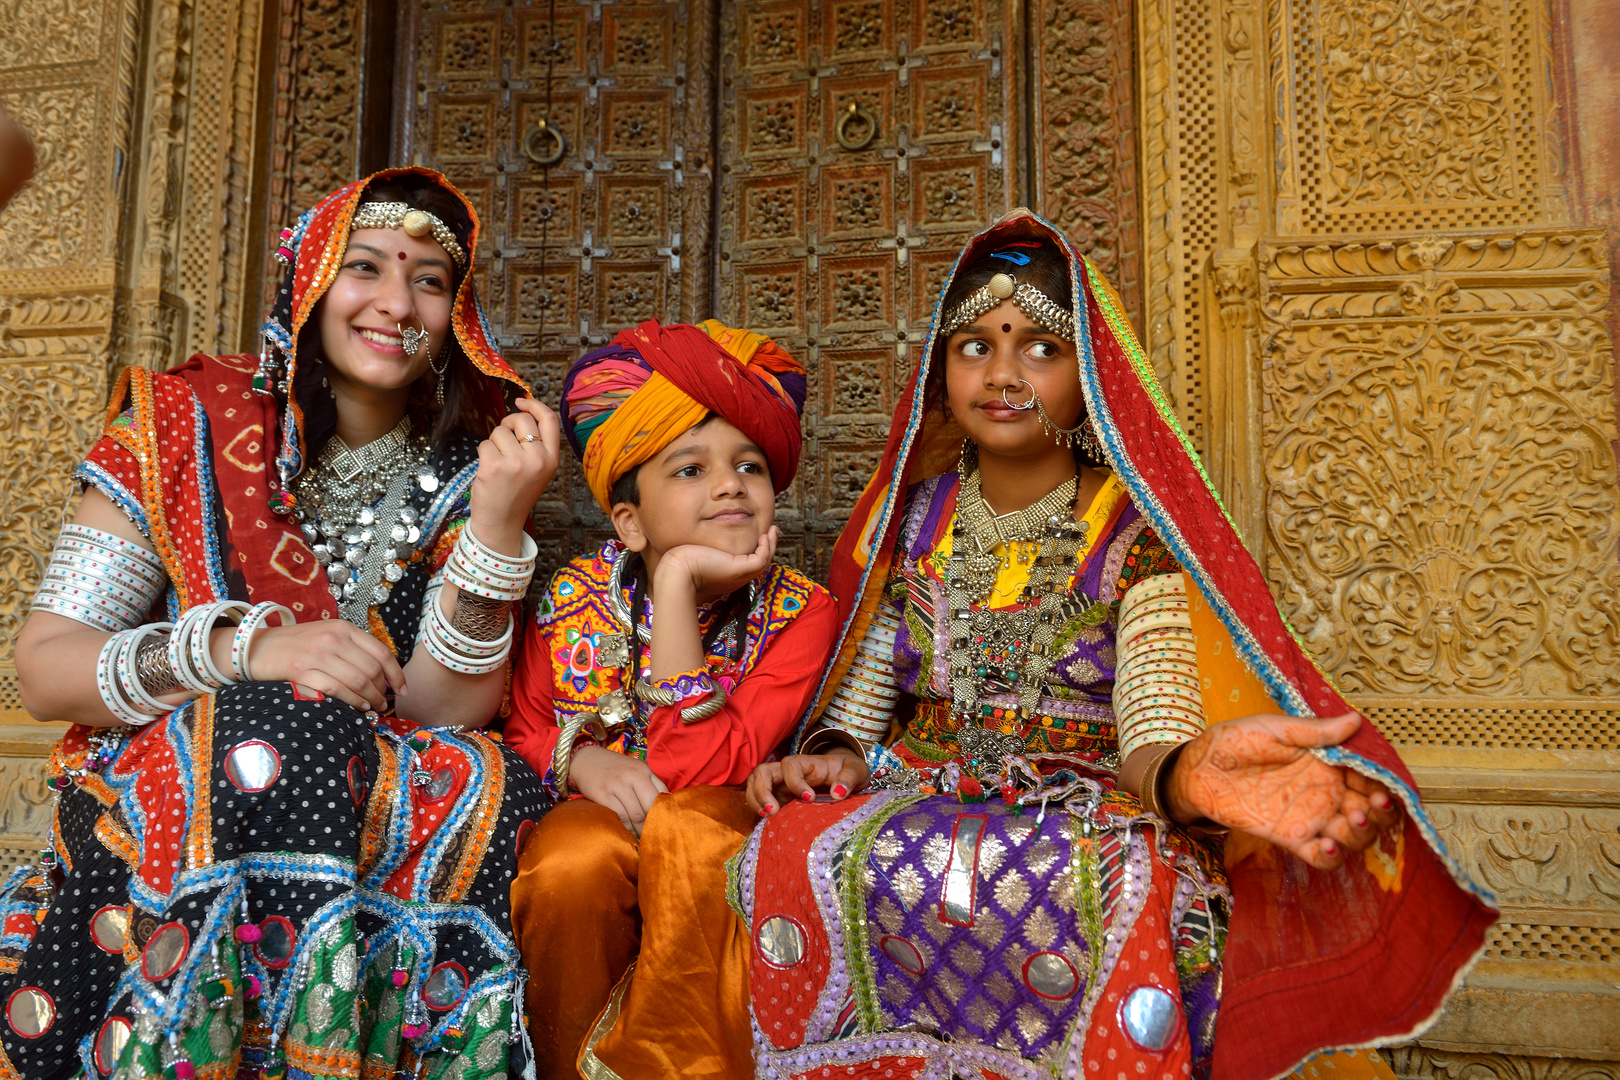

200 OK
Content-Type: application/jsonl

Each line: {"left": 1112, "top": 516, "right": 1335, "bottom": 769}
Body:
{"left": 560, "top": 320, "right": 808, "bottom": 512}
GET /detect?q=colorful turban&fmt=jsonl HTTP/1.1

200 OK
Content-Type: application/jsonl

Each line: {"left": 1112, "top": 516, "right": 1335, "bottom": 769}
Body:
{"left": 561, "top": 319, "right": 808, "bottom": 512}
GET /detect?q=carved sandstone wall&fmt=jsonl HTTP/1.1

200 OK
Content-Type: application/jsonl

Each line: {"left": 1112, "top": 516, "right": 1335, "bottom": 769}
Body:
{"left": 0, "top": 1, "right": 1613, "bottom": 1074}
{"left": 1146, "top": 0, "right": 1620, "bottom": 1070}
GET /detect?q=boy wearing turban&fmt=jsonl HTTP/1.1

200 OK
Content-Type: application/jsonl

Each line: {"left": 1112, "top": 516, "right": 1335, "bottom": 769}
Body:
{"left": 506, "top": 319, "right": 838, "bottom": 1079}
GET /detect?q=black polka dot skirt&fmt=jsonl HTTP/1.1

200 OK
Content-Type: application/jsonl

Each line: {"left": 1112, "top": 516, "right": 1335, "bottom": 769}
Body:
{"left": 0, "top": 681, "right": 552, "bottom": 1079}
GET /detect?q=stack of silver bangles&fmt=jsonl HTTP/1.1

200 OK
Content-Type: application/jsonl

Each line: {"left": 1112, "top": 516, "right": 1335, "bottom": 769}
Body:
{"left": 33, "top": 525, "right": 168, "bottom": 632}
{"left": 419, "top": 523, "right": 536, "bottom": 674}
{"left": 95, "top": 602, "right": 296, "bottom": 727}
{"left": 35, "top": 524, "right": 297, "bottom": 725}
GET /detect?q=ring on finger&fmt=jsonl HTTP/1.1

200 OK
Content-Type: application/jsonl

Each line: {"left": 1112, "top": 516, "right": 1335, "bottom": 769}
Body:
{"left": 522, "top": 433, "right": 537, "bottom": 443}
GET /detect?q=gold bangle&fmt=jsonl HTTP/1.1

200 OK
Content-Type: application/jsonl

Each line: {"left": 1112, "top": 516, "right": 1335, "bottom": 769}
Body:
{"left": 551, "top": 710, "right": 607, "bottom": 794}
{"left": 1134, "top": 742, "right": 1182, "bottom": 821}
{"left": 800, "top": 725, "right": 868, "bottom": 759}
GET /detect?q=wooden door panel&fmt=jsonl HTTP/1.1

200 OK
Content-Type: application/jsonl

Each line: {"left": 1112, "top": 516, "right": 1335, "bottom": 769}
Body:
{"left": 399, "top": 0, "right": 716, "bottom": 570}
{"left": 718, "top": 0, "right": 1021, "bottom": 581}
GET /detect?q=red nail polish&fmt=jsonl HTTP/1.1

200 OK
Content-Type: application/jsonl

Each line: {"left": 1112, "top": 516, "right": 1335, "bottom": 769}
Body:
{"left": 764, "top": 804, "right": 776, "bottom": 816}
{"left": 1322, "top": 841, "right": 1337, "bottom": 856}
{"left": 800, "top": 789, "right": 815, "bottom": 801}
{"left": 831, "top": 784, "right": 849, "bottom": 799}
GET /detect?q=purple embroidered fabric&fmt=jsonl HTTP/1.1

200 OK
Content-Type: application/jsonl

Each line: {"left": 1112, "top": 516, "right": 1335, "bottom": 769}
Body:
{"left": 735, "top": 789, "right": 1227, "bottom": 1077}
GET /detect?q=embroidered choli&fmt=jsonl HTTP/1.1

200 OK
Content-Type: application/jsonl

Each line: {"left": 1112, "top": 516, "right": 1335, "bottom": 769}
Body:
{"left": 821, "top": 470, "right": 1184, "bottom": 766}
{"left": 506, "top": 539, "right": 839, "bottom": 795}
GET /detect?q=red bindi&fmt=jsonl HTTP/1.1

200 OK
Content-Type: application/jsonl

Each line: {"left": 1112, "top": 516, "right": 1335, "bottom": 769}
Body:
{"left": 1002, "top": 323, "right": 1012, "bottom": 333}
{"left": 397, "top": 251, "right": 407, "bottom": 260}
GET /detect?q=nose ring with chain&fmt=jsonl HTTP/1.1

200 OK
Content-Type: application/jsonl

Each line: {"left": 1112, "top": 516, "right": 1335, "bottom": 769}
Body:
{"left": 398, "top": 317, "right": 430, "bottom": 358}
{"left": 1001, "top": 379, "right": 1037, "bottom": 411}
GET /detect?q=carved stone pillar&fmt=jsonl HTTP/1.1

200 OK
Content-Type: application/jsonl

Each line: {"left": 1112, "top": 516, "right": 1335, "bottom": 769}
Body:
{"left": 0, "top": 0, "right": 269, "bottom": 864}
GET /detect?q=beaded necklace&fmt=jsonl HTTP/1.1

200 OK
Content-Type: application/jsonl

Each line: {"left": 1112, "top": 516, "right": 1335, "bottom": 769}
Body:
{"left": 945, "top": 441, "right": 1100, "bottom": 773}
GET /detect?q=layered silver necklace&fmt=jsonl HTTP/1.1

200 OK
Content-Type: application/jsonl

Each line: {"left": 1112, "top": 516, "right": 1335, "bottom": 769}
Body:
{"left": 292, "top": 416, "right": 442, "bottom": 626}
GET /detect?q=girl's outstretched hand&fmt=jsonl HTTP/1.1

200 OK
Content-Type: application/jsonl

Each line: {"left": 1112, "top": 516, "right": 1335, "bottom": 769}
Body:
{"left": 1164, "top": 712, "right": 1402, "bottom": 871}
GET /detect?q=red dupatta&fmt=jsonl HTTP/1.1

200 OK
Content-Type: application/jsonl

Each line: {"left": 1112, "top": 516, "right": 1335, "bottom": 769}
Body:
{"left": 801, "top": 210, "right": 1496, "bottom": 1080}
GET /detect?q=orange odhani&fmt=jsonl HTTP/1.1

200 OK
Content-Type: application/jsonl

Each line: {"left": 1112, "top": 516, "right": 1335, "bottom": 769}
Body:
{"left": 723, "top": 211, "right": 1497, "bottom": 1080}
{"left": 0, "top": 169, "right": 551, "bottom": 1080}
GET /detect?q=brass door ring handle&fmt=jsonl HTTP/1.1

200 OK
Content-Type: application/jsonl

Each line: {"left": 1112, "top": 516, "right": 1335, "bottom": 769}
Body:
{"left": 835, "top": 101, "right": 877, "bottom": 151}
{"left": 524, "top": 119, "right": 567, "bottom": 166}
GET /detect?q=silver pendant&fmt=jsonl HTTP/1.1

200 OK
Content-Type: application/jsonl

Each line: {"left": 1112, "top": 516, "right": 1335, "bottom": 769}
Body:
{"left": 597, "top": 690, "right": 633, "bottom": 728}
{"left": 312, "top": 544, "right": 333, "bottom": 565}
{"left": 384, "top": 563, "right": 404, "bottom": 583}
{"left": 344, "top": 545, "right": 366, "bottom": 568}
{"left": 597, "top": 633, "right": 629, "bottom": 668}
{"left": 328, "top": 564, "right": 351, "bottom": 584}
{"left": 372, "top": 584, "right": 390, "bottom": 604}
{"left": 417, "top": 472, "right": 439, "bottom": 493}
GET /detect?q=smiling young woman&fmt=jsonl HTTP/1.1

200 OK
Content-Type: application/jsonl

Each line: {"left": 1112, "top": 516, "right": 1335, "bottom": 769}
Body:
{"left": 0, "top": 169, "right": 557, "bottom": 1079}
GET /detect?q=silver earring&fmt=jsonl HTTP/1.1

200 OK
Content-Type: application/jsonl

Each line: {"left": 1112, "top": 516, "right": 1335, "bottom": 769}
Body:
{"left": 429, "top": 346, "right": 448, "bottom": 406}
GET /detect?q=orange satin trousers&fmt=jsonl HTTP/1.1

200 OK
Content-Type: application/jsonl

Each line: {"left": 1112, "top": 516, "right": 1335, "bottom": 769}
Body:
{"left": 511, "top": 786, "right": 757, "bottom": 1080}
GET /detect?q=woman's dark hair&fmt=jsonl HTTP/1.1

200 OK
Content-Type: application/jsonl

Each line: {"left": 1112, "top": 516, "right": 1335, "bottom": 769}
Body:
{"left": 924, "top": 239, "right": 1103, "bottom": 467}
{"left": 356, "top": 176, "right": 482, "bottom": 452}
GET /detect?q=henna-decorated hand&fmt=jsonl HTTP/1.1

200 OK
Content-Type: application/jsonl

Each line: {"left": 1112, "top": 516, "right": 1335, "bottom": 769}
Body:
{"left": 1164, "top": 712, "right": 1403, "bottom": 871}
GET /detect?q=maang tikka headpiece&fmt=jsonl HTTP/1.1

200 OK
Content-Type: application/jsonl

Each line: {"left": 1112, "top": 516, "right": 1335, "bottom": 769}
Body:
{"left": 939, "top": 246, "right": 1076, "bottom": 341}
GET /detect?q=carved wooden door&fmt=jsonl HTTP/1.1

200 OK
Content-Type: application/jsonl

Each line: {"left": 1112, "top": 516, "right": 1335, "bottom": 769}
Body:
{"left": 396, "top": 0, "right": 717, "bottom": 568}
{"left": 714, "top": 0, "right": 1022, "bottom": 579}
{"left": 395, "top": 0, "right": 1132, "bottom": 582}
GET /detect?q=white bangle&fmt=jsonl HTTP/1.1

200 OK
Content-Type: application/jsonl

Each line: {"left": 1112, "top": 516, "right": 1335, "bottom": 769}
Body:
{"left": 434, "top": 610, "right": 512, "bottom": 658}
{"left": 195, "top": 601, "right": 251, "bottom": 688}
{"left": 444, "top": 524, "right": 536, "bottom": 602}
{"left": 231, "top": 603, "right": 296, "bottom": 682}
{"left": 421, "top": 599, "right": 512, "bottom": 674}
{"left": 113, "top": 624, "right": 175, "bottom": 720}
{"left": 96, "top": 631, "right": 151, "bottom": 726}
{"left": 168, "top": 602, "right": 249, "bottom": 693}
{"left": 460, "top": 522, "right": 538, "bottom": 576}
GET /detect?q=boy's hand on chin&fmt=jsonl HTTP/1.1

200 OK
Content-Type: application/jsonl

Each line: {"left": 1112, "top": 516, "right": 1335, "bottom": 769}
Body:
{"left": 570, "top": 746, "right": 668, "bottom": 836}
{"left": 657, "top": 525, "right": 779, "bottom": 598}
